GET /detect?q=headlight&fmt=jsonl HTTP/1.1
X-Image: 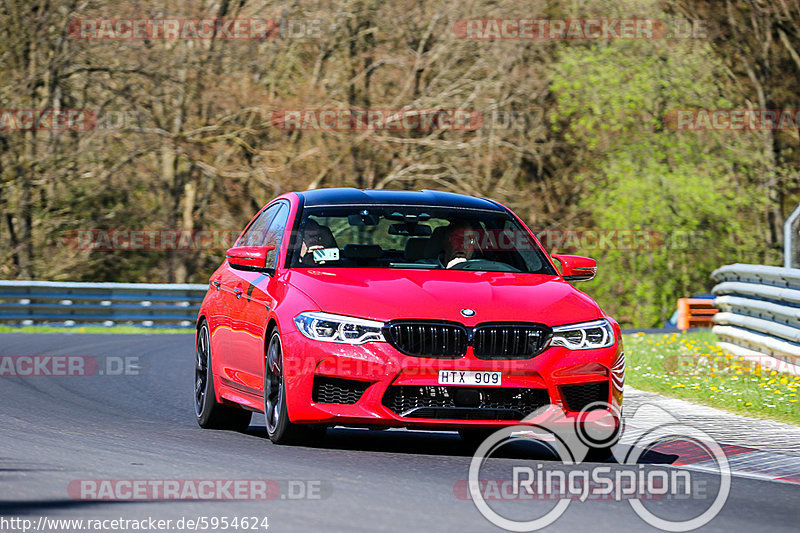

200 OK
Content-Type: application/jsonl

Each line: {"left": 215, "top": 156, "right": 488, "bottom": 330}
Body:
{"left": 550, "top": 319, "right": 615, "bottom": 350}
{"left": 294, "top": 311, "right": 386, "bottom": 344}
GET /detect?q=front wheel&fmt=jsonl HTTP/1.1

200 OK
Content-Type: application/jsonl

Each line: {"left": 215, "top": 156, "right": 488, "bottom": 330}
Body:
{"left": 264, "top": 331, "right": 326, "bottom": 445}
{"left": 195, "top": 321, "right": 252, "bottom": 431}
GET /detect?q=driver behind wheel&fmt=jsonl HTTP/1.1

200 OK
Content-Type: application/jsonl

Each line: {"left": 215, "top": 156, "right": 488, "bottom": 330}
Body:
{"left": 437, "top": 220, "right": 480, "bottom": 269}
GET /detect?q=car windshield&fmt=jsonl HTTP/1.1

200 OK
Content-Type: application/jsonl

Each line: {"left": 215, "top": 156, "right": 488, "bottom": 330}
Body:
{"left": 289, "top": 205, "right": 556, "bottom": 274}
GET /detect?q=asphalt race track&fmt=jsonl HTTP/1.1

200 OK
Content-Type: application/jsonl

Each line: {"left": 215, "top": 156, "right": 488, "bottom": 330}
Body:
{"left": 1, "top": 333, "right": 798, "bottom": 532}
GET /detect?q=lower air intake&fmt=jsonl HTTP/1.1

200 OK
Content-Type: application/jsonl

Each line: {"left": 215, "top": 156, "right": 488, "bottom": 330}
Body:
{"left": 382, "top": 385, "right": 550, "bottom": 420}
{"left": 560, "top": 381, "right": 609, "bottom": 412}
{"left": 312, "top": 376, "right": 371, "bottom": 405}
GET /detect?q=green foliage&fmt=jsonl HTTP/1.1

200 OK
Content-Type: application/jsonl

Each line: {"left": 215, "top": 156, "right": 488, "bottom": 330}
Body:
{"left": 550, "top": 35, "right": 774, "bottom": 325}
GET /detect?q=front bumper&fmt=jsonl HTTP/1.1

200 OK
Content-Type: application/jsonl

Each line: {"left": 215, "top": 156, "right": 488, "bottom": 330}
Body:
{"left": 281, "top": 329, "right": 623, "bottom": 429}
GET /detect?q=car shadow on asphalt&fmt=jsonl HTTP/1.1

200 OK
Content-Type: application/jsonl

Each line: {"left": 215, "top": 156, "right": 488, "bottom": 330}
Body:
{"left": 0, "top": 499, "right": 161, "bottom": 515}
{"left": 244, "top": 426, "right": 680, "bottom": 465}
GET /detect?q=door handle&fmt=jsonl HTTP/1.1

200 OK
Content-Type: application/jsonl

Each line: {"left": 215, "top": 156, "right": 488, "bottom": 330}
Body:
{"left": 234, "top": 288, "right": 243, "bottom": 299}
{"left": 211, "top": 280, "right": 221, "bottom": 291}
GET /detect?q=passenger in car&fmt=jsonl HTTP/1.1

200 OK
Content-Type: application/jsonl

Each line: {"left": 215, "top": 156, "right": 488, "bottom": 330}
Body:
{"left": 299, "top": 219, "right": 338, "bottom": 265}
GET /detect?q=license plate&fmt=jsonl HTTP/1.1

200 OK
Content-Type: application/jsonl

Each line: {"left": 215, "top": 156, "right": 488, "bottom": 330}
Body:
{"left": 438, "top": 370, "right": 502, "bottom": 386}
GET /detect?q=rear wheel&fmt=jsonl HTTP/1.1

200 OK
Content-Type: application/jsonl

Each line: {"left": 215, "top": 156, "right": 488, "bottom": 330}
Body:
{"left": 264, "top": 330, "right": 326, "bottom": 445}
{"left": 195, "top": 321, "right": 252, "bottom": 431}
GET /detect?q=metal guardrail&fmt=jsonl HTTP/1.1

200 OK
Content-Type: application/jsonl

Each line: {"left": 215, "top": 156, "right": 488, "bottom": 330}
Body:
{"left": 0, "top": 280, "right": 208, "bottom": 327}
{"left": 711, "top": 264, "right": 800, "bottom": 360}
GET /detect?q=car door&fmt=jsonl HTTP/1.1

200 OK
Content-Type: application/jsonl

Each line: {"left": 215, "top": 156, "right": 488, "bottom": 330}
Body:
{"left": 226, "top": 201, "right": 291, "bottom": 395}
{"left": 213, "top": 204, "right": 281, "bottom": 393}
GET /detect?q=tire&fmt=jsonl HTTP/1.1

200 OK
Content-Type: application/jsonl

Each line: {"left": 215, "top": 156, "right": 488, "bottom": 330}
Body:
{"left": 264, "top": 330, "right": 326, "bottom": 445}
{"left": 195, "top": 320, "right": 252, "bottom": 431}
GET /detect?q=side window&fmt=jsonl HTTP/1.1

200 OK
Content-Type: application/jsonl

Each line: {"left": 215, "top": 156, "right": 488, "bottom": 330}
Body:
{"left": 263, "top": 203, "right": 290, "bottom": 268}
{"left": 238, "top": 204, "right": 280, "bottom": 247}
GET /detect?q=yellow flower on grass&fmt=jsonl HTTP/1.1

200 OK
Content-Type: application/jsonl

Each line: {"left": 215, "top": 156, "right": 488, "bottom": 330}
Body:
{"left": 745, "top": 402, "right": 753, "bottom": 406}
{"left": 780, "top": 377, "right": 788, "bottom": 385}
{"left": 671, "top": 384, "right": 685, "bottom": 389}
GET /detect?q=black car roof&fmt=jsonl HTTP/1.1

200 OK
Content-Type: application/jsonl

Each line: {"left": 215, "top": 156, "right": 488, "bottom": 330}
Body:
{"left": 298, "top": 188, "right": 504, "bottom": 211}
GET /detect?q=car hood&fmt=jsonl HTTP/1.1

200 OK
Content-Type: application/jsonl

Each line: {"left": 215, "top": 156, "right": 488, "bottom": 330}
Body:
{"left": 285, "top": 268, "right": 604, "bottom": 326}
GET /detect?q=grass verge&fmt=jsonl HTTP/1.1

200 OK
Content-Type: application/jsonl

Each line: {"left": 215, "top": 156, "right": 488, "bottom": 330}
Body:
{"left": 624, "top": 330, "right": 800, "bottom": 427}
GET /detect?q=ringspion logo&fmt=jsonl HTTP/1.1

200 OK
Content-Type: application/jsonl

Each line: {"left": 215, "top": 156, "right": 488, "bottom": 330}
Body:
{"left": 467, "top": 403, "right": 730, "bottom": 531}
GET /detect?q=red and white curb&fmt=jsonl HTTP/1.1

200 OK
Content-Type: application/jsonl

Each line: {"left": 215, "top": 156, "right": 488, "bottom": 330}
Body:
{"left": 622, "top": 386, "right": 800, "bottom": 485}
{"left": 620, "top": 428, "right": 800, "bottom": 485}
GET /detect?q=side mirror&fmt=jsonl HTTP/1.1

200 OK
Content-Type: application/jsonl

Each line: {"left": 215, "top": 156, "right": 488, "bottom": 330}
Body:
{"left": 226, "top": 246, "right": 276, "bottom": 273}
{"left": 551, "top": 254, "right": 597, "bottom": 282}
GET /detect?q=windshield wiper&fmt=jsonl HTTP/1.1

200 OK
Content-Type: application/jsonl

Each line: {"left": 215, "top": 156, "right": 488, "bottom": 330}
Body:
{"left": 388, "top": 262, "right": 441, "bottom": 269}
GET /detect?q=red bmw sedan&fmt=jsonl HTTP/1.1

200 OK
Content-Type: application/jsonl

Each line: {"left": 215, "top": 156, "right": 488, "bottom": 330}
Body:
{"left": 195, "top": 188, "right": 624, "bottom": 449}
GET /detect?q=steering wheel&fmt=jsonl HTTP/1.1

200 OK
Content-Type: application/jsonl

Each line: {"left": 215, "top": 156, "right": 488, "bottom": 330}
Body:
{"left": 448, "top": 259, "right": 520, "bottom": 272}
